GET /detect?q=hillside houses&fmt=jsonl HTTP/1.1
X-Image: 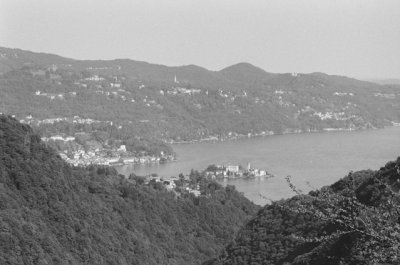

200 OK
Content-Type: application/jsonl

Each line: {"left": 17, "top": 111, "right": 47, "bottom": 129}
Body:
{"left": 85, "top": 75, "right": 105, "bottom": 81}
{"left": 61, "top": 147, "right": 172, "bottom": 167}
{"left": 110, "top": 83, "right": 121, "bottom": 88}
{"left": 41, "top": 135, "right": 75, "bottom": 142}
{"left": 34, "top": 91, "right": 65, "bottom": 100}
{"left": 313, "top": 111, "right": 357, "bottom": 121}
{"left": 18, "top": 114, "right": 175, "bottom": 166}
{"left": 334, "top": 92, "right": 354, "bottom": 97}
{"left": 167, "top": 87, "right": 201, "bottom": 95}
{"left": 374, "top": 93, "right": 396, "bottom": 99}
{"left": 146, "top": 175, "right": 202, "bottom": 197}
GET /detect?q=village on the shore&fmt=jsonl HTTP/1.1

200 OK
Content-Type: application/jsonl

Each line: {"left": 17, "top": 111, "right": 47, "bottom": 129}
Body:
{"left": 38, "top": 132, "right": 175, "bottom": 167}
{"left": 18, "top": 115, "right": 175, "bottom": 167}
{"left": 57, "top": 145, "right": 175, "bottom": 167}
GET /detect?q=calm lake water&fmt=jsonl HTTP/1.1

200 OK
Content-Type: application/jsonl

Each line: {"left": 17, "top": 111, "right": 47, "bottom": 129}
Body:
{"left": 116, "top": 127, "right": 400, "bottom": 205}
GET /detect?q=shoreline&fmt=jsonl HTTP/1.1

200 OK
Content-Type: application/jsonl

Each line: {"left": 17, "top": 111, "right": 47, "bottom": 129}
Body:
{"left": 116, "top": 125, "right": 394, "bottom": 172}
{"left": 89, "top": 125, "right": 397, "bottom": 168}
{"left": 164, "top": 125, "right": 384, "bottom": 145}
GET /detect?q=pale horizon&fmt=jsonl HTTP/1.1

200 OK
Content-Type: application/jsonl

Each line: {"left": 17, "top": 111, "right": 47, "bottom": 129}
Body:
{"left": 1, "top": 0, "right": 400, "bottom": 79}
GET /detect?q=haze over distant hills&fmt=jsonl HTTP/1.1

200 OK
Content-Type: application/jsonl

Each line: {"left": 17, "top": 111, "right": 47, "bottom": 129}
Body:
{"left": 363, "top": 78, "right": 400, "bottom": 85}
{"left": 0, "top": 46, "right": 400, "bottom": 159}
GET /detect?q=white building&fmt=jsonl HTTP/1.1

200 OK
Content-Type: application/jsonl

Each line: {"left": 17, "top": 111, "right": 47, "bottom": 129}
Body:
{"left": 85, "top": 75, "right": 105, "bottom": 82}
{"left": 118, "top": 145, "right": 127, "bottom": 152}
{"left": 226, "top": 165, "right": 239, "bottom": 173}
{"left": 110, "top": 83, "right": 121, "bottom": 88}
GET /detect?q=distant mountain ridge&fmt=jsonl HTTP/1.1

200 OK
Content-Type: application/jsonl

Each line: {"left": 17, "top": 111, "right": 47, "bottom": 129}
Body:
{"left": 0, "top": 46, "right": 388, "bottom": 87}
{"left": 0, "top": 47, "right": 74, "bottom": 73}
{"left": 364, "top": 78, "right": 400, "bottom": 85}
{"left": 1, "top": 46, "right": 400, "bottom": 155}
{"left": 220, "top": 62, "right": 276, "bottom": 84}
{"left": 1, "top": 46, "right": 397, "bottom": 92}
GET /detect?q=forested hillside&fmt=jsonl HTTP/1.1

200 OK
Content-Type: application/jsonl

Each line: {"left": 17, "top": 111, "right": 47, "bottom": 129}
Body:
{"left": 209, "top": 159, "right": 400, "bottom": 264}
{"left": 1, "top": 46, "right": 400, "bottom": 145}
{"left": 0, "top": 115, "right": 258, "bottom": 265}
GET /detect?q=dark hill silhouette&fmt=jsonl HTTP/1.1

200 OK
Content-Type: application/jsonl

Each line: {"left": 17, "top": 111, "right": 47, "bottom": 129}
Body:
{"left": 0, "top": 47, "right": 74, "bottom": 73}
{"left": 0, "top": 115, "right": 258, "bottom": 265}
{"left": 219, "top": 62, "right": 276, "bottom": 85}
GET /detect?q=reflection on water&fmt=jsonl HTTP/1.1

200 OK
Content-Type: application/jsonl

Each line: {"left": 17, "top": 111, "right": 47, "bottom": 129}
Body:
{"left": 117, "top": 127, "right": 400, "bottom": 205}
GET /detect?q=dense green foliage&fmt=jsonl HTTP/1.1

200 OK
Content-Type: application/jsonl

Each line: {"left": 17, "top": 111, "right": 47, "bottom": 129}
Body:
{"left": 209, "top": 161, "right": 400, "bottom": 264}
{"left": 0, "top": 115, "right": 258, "bottom": 264}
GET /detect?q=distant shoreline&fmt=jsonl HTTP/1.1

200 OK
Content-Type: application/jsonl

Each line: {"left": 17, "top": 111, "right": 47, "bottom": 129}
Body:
{"left": 165, "top": 125, "right": 385, "bottom": 145}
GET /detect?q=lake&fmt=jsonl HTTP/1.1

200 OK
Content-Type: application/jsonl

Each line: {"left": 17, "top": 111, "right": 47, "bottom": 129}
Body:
{"left": 116, "top": 127, "right": 400, "bottom": 205}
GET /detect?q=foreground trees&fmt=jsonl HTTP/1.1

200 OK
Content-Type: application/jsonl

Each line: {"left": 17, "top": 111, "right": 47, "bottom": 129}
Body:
{"left": 211, "top": 159, "right": 400, "bottom": 265}
{"left": 0, "top": 115, "right": 258, "bottom": 265}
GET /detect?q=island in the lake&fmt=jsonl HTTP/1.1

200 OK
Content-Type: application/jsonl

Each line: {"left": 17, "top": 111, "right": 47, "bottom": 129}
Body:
{"left": 204, "top": 163, "right": 275, "bottom": 179}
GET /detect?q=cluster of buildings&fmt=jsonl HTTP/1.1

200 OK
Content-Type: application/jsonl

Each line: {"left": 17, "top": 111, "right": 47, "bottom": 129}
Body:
{"left": 146, "top": 175, "right": 201, "bottom": 197}
{"left": 334, "top": 92, "right": 354, "bottom": 97}
{"left": 374, "top": 93, "right": 396, "bottom": 99}
{"left": 166, "top": 87, "right": 201, "bottom": 95}
{"left": 34, "top": 90, "right": 77, "bottom": 100}
{"left": 60, "top": 150, "right": 172, "bottom": 167}
{"left": 57, "top": 141, "right": 174, "bottom": 167}
{"left": 18, "top": 113, "right": 175, "bottom": 167}
{"left": 41, "top": 135, "right": 75, "bottom": 142}
{"left": 205, "top": 163, "right": 273, "bottom": 179}
{"left": 313, "top": 111, "right": 357, "bottom": 121}
{"left": 20, "top": 115, "right": 111, "bottom": 126}
{"left": 84, "top": 75, "right": 105, "bottom": 82}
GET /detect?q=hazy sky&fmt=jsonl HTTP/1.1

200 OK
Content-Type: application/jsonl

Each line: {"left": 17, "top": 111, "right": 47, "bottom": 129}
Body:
{"left": 1, "top": 0, "right": 399, "bottom": 78}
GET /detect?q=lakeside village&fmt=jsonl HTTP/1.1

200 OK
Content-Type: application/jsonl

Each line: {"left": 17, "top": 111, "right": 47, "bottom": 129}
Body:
{"left": 54, "top": 143, "right": 175, "bottom": 167}
{"left": 18, "top": 115, "right": 175, "bottom": 167}
{"left": 39, "top": 134, "right": 175, "bottom": 167}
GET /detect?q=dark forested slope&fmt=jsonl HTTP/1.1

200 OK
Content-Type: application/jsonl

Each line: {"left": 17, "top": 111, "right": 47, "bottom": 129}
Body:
{"left": 0, "top": 115, "right": 258, "bottom": 265}
{"left": 209, "top": 159, "right": 400, "bottom": 265}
